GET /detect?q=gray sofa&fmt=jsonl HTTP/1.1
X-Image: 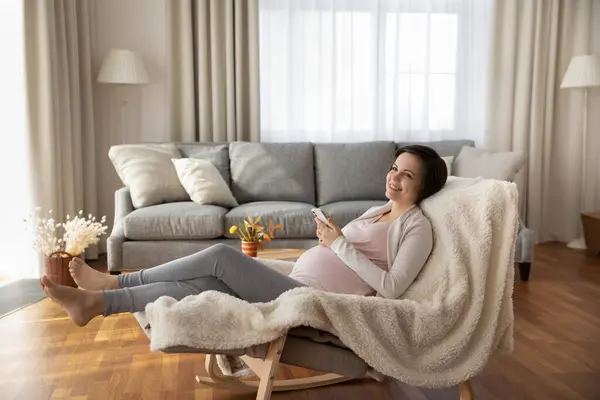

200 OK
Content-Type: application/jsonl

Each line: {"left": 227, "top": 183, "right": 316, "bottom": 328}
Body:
{"left": 107, "top": 140, "right": 534, "bottom": 281}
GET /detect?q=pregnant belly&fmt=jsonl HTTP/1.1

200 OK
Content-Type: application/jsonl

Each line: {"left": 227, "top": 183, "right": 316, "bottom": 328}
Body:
{"left": 289, "top": 245, "right": 374, "bottom": 296}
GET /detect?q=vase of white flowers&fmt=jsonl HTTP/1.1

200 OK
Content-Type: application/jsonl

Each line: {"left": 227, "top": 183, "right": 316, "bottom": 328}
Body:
{"left": 25, "top": 208, "right": 108, "bottom": 287}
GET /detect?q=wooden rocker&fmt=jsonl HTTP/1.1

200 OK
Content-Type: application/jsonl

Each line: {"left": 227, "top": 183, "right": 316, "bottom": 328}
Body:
{"left": 163, "top": 328, "right": 475, "bottom": 400}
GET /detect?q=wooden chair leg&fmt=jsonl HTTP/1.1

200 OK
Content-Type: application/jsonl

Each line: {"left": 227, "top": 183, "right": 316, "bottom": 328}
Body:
{"left": 459, "top": 380, "right": 474, "bottom": 400}
{"left": 518, "top": 262, "right": 531, "bottom": 281}
{"left": 254, "top": 335, "right": 286, "bottom": 400}
{"left": 196, "top": 334, "right": 354, "bottom": 399}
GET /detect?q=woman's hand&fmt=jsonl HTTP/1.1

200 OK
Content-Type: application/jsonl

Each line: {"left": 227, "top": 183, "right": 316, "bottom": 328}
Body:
{"left": 315, "top": 218, "right": 343, "bottom": 247}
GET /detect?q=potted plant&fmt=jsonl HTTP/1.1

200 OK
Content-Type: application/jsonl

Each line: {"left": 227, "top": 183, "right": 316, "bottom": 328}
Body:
{"left": 228, "top": 216, "right": 282, "bottom": 257}
{"left": 25, "top": 208, "right": 108, "bottom": 287}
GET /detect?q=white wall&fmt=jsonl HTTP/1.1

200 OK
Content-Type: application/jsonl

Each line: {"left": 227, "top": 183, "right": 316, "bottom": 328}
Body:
{"left": 91, "top": 0, "right": 170, "bottom": 249}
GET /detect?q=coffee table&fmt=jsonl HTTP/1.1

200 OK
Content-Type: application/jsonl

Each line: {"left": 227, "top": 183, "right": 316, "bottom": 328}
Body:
{"left": 257, "top": 248, "right": 305, "bottom": 262}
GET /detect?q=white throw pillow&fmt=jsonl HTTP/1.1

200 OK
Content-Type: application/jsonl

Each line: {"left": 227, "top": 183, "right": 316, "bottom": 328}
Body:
{"left": 172, "top": 158, "right": 239, "bottom": 207}
{"left": 453, "top": 146, "right": 525, "bottom": 182}
{"left": 442, "top": 156, "right": 454, "bottom": 175}
{"left": 109, "top": 143, "right": 188, "bottom": 208}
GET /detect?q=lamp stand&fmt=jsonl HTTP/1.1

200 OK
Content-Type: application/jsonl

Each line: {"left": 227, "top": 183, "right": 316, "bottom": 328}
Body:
{"left": 120, "top": 99, "right": 128, "bottom": 144}
{"left": 567, "top": 88, "right": 589, "bottom": 250}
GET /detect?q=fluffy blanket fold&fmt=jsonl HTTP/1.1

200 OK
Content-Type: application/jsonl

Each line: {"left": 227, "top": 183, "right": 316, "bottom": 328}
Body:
{"left": 138, "top": 177, "right": 518, "bottom": 388}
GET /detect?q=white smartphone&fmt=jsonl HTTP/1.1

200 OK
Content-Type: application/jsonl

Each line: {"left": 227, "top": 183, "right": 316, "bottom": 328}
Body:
{"left": 311, "top": 208, "right": 330, "bottom": 225}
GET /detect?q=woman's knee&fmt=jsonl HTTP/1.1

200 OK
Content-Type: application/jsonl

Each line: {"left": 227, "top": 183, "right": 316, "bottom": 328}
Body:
{"left": 203, "top": 243, "right": 237, "bottom": 259}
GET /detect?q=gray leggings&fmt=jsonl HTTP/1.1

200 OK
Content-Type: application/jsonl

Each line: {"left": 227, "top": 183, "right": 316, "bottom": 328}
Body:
{"left": 102, "top": 244, "right": 305, "bottom": 316}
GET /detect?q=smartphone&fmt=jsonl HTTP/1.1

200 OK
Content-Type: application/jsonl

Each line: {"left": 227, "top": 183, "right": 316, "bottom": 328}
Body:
{"left": 311, "top": 208, "right": 330, "bottom": 225}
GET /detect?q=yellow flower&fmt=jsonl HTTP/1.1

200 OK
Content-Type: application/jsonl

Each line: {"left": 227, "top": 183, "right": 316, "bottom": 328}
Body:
{"left": 229, "top": 226, "right": 238, "bottom": 234}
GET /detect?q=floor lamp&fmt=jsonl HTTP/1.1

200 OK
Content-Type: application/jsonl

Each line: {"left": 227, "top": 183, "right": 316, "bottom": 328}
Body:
{"left": 560, "top": 55, "right": 600, "bottom": 249}
{"left": 97, "top": 49, "right": 149, "bottom": 143}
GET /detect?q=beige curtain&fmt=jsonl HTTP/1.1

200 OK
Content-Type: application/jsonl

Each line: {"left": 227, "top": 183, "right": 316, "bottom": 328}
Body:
{"left": 485, "top": 0, "right": 594, "bottom": 243}
{"left": 24, "top": 0, "right": 100, "bottom": 259}
{"left": 167, "top": 0, "right": 260, "bottom": 142}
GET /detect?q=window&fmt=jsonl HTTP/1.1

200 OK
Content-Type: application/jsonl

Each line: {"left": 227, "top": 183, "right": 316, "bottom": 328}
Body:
{"left": 0, "top": 0, "right": 37, "bottom": 282}
{"left": 259, "top": 0, "right": 492, "bottom": 144}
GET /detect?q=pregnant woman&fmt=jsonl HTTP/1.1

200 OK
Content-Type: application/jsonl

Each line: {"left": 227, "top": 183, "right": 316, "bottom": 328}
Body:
{"left": 41, "top": 145, "right": 448, "bottom": 327}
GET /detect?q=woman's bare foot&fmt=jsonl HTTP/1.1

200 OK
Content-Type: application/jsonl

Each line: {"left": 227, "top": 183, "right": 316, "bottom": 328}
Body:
{"left": 69, "top": 257, "right": 118, "bottom": 290}
{"left": 41, "top": 276, "right": 104, "bottom": 327}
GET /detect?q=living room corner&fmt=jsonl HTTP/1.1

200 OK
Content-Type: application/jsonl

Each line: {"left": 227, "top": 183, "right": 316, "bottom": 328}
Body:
{"left": 1, "top": 0, "right": 600, "bottom": 399}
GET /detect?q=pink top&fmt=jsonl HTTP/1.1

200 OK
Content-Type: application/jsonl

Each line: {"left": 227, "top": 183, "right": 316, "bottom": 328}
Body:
{"left": 289, "top": 216, "right": 392, "bottom": 296}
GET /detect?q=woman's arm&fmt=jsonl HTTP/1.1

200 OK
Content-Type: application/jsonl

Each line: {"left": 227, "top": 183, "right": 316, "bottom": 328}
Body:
{"left": 330, "top": 221, "right": 433, "bottom": 299}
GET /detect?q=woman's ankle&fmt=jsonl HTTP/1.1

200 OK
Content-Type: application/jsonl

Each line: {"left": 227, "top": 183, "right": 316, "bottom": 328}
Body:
{"left": 88, "top": 291, "right": 106, "bottom": 317}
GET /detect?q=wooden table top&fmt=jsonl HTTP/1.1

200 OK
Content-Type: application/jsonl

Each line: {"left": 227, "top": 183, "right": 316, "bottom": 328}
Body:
{"left": 257, "top": 248, "right": 305, "bottom": 262}
{"left": 582, "top": 212, "right": 600, "bottom": 220}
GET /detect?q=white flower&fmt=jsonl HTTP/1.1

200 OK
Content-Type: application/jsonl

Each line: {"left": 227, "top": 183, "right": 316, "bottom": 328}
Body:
{"left": 24, "top": 207, "right": 108, "bottom": 257}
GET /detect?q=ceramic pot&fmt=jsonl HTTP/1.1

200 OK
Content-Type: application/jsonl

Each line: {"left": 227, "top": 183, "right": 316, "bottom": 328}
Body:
{"left": 241, "top": 241, "right": 258, "bottom": 257}
{"left": 44, "top": 251, "right": 78, "bottom": 288}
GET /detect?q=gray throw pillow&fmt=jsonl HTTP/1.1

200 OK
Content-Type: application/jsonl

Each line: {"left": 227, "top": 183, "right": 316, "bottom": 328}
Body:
{"left": 176, "top": 143, "right": 230, "bottom": 184}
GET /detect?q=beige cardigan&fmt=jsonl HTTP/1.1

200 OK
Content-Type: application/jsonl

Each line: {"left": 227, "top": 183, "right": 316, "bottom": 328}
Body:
{"left": 330, "top": 202, "right": 433, "bottom": 299}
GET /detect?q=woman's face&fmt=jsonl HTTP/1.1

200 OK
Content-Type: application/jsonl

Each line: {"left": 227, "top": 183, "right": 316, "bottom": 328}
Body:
{"left": 385, "top": 152, "right": 423, "bottom": 204}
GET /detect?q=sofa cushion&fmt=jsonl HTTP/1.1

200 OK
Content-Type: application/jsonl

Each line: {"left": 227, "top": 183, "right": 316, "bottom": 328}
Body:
{"left": 225, "top": 202, "right": 315, "bottom": 239}
{"left": 321, "top": 200, "right": 389, "bottom": 228}
{"left": 229, "top": 142, "right": 315, "bottom": 204}
{"left": 172, "top": 158, "right": 238, "bottom": 207}
{"left": 395, "top": 140, "right": 475, "bottom": 159}
{"left": 124, "top": 202, "right": 227, "bottom": 240}
{"left": 453, "top": 146, "right": 525, "bottom": 182}
{"left": 175, "top": 143, "right": 230, "bottom": 184}
{"left": 314, "top": 142, "right": 395, "bottom": 206}
{"left": 109, "top": 143, "right": 188, "bottom": 208}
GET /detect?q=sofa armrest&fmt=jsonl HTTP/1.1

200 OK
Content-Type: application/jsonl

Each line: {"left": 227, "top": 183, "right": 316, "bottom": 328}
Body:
{"left": 107, "top": 187, "right": 134, "bottom": 271}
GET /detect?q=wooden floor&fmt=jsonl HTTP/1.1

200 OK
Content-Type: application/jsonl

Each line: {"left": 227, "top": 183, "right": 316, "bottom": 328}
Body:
{"left": 0, "top": 243, "right": 599, "bottom": 400}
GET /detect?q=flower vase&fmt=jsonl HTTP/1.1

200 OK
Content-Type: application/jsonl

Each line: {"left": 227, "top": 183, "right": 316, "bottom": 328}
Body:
{"left": 45, "top": 251, "right": 78, "bottom": 288}
{"left": 241, "top": 241, "right": 258, "bottom": 257}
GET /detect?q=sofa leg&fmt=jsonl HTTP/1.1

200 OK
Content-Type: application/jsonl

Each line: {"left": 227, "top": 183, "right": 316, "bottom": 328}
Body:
{"left": 109, "top": 271, "right": 121, "bottom": 276}
{"left": 518, "top": 262, "right": 531, "bottom": 282}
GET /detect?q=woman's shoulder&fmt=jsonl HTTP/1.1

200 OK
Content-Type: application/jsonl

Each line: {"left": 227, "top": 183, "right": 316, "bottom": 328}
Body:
{"left": 403, "top": 206, "right": 433, "bottom": 232}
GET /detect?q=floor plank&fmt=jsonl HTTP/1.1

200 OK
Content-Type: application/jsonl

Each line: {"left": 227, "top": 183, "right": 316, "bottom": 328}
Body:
{"left": 0, "top": 243, "right": 599, "bottom": 399}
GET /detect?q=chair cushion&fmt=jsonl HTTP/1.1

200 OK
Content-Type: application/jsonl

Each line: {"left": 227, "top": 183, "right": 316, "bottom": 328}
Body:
{"left": 124, "top": 202, "right": 227, "bottom": 240}
{"left": 265, "top": 336, "right": 369, "bottom": 378}
{"left": 229, "top": 142, "right": 315, "bottom": 204}
{"left": 175, "top": 142, "right": 231, "bottom": 184}
{"left": 321, "top": 200, "right": 389, "bottom": 228}
{"left": 314, "top": 142, "right": 395, "bottom": 205}
{"left": 225, "top": 202, "right": 315, "bottom": 239}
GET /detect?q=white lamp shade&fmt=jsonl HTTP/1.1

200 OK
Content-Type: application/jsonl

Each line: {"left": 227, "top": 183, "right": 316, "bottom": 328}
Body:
{"left": 560, "top": 55, "right": 600, "bottom": 89}
{"left": 97, "top": 49, "right": 149, "bottom": 85}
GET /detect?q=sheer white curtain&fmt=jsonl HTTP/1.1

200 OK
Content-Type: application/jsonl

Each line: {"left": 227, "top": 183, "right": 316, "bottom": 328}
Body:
{"left": 0, "top": 0, "right": 37, "bottom": 282}
{"left": 259, "top": 0, "right": 492, "bottom": 144}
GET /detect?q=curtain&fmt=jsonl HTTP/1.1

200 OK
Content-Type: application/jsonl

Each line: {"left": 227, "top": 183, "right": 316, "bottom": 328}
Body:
{"left": 23, "top": 0, "right": 100, "bottom": 272}
{"left": 485, "top": 0, "right": 594, "bottom": 243}
{"left": 167, "top": 0, "right": 261, "bottom": 142}
{"left": 259, "top": 0, "right": 493, "bottom": 144}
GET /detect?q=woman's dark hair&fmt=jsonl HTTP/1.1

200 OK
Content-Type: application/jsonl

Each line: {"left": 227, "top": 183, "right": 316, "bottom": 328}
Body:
{"left": 394, "top": 145, "right": 448, "bottom": 202}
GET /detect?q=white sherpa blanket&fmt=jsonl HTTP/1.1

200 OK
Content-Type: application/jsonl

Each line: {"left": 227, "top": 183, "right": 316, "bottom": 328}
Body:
{"left": 138, "top": 177, "right": 518, "bottom": 388}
